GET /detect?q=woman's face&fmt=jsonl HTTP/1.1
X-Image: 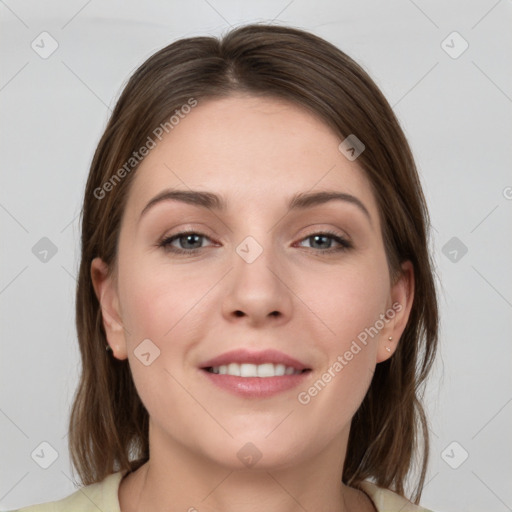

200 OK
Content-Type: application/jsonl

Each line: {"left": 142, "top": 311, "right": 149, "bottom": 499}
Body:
{"left": 92, "top": 94, "right": 413, "bottom": 470}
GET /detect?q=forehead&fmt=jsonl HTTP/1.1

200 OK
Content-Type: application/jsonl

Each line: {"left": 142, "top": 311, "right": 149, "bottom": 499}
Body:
{"left": 125, "top": 94, "right": 379, "bottom": 221}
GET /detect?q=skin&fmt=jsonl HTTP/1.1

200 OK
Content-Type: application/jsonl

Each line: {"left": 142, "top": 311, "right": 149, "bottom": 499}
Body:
{"left": 91, "top": 94, "right": 414, "bottom": 512}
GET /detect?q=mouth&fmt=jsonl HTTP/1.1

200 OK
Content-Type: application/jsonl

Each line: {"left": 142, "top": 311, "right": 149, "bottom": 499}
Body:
{"left": 199, "top": 348, "right": 312, "bottom": 398}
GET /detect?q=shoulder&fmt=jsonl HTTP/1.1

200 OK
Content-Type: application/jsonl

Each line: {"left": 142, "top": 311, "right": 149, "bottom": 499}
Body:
{"left": 12, "top": 471, "right": 125, "bottom": 512}
{"left": 359, "top": 481, "right": 435, "bottom": 512}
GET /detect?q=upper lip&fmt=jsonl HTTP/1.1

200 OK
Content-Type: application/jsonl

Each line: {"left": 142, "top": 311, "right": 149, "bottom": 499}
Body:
{"left": 200, "top": 348, "right": 310, "bottom": 371}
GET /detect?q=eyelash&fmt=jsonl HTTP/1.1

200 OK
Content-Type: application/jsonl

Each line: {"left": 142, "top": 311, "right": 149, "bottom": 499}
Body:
{"left": 157, "top": 230, "right": 353, "bottom": 255}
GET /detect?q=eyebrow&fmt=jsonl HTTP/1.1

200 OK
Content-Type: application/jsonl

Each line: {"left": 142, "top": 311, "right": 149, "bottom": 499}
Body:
{"left": 139, "top": 189, "right": 372, "bottom": 225}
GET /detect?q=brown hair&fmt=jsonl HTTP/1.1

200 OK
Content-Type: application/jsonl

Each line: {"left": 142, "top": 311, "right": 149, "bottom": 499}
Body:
{"left": 69, "top": 23, "right": 438, "bottom": 503}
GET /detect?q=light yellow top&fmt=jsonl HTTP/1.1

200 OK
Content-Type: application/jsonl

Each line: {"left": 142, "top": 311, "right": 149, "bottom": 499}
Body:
{"left": 12, "top": 471, "right": 434, "bottom": 512}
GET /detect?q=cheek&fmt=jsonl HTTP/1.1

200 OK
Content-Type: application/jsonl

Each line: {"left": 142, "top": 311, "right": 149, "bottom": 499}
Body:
{"left": 293, "top": 260, "right": 389, "bottom": 413}
{"left": 116, "top": 261, "right": 204, "bottom": 423}
{"left": 298, "top": 258, "right": 390, "bottom": 343}
{"left": 119, "top": 257, "right": 208, "bottom": 340}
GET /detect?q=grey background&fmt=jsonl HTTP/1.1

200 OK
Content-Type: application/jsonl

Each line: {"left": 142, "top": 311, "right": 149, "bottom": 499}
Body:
{"left": 1, "top": 1, "right": 511, "bottom": 511}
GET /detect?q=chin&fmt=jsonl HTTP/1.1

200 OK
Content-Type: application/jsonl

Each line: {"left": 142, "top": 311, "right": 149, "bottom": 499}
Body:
{"left": 202, "top": 433, "right": 309, "bottom": 471}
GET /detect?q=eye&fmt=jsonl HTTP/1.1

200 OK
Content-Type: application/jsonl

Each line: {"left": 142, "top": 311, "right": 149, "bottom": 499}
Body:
{"left": 158, "top": 231, "right": 214, "bottom": 254}
{"left": 296, "top": 230, "right": 352, "bottom": 253}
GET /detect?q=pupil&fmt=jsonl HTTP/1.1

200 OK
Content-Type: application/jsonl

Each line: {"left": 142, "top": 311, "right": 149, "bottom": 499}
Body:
{"left": 183, "top": 234, "right": 200, "bottom": 248}
{"left": 313, "top": 235, "right": 328, "bottom": 248}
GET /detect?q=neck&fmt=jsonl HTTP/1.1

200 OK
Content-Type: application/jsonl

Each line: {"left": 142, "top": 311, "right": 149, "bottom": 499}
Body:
{"left": 119, "top": 422, "right": 376, "bottom": 512}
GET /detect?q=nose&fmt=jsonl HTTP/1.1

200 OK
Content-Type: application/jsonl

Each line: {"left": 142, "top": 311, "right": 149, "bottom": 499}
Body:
{"left": 221, "top": 236, "right": 293, "bottom": 327}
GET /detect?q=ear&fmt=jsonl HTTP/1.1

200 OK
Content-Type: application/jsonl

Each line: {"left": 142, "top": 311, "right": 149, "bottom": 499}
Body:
{"left": 90, "top": 257, "right": 128, "bottom": 360}
{"left": 376, "top": 260, "right": 415, "bottom": 363}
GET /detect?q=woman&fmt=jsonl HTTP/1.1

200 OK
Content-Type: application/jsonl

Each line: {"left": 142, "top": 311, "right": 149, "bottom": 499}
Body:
{"left": 16, "top": 23, "right": 439, "bottom": 512}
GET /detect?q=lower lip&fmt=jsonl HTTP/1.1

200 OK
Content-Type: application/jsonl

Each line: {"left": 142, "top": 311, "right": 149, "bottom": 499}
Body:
{"left": 200, "top": 369, "right": 311, "bottom": 398}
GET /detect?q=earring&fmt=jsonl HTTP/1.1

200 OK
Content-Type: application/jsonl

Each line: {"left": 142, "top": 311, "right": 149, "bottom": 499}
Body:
{"left": 386, "top": 336, "right": 393, "bottom": 352}
{"left": 105, "top": 344, "right": 113, "bottom": 353}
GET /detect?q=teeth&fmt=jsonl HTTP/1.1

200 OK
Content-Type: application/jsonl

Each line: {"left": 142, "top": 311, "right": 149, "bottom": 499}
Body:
{"left": 241, "top": 363, "right": 258, "bottom": 377}
{"left": 209, "top": 363, "right": 302, "bottom": 377}
{"left": 257, "top": 363, "right": 276, "bottom": 377}
{"left": 228, "top": 363, "right": 240, "bottom": 376}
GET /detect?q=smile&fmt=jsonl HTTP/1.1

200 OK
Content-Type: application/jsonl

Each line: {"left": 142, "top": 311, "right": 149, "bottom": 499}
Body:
{"left": 199, "top": 348, "right": 312, "bottom": 398}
